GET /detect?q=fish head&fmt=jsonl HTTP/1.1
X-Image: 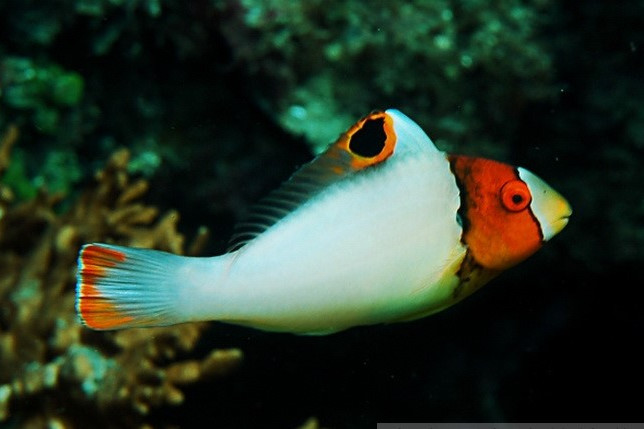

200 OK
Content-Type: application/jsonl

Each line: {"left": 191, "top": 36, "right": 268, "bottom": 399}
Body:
{"left": 450, "top": 155, "right": 572, "bottom": 271}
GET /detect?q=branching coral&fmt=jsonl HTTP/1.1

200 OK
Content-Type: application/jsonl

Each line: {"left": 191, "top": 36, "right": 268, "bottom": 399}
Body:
{"left": 0, "top": 126, "right": 242, "bottom": 427}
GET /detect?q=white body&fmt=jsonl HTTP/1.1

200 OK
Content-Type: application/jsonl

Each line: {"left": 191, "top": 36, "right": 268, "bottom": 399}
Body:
{"left": 177, "top": 149, "right": 465, "bottom": 334}
{"left": 77, "top": 109, "right": 571, "bottom": 333}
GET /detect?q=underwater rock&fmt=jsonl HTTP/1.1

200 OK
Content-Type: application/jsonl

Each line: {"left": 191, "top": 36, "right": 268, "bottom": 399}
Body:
{"left": 0, "top": 127, "right": 242, "bottom": 427}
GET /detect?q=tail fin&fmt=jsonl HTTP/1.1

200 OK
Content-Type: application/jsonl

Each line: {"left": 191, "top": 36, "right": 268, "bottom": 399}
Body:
{"left": 76, "top": 243, "right": 190, "bottom": 330}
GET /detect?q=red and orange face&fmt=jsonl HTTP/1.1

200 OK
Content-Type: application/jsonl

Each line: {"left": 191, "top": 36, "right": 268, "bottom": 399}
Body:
{"left": 449, "top": 155, "right": 571, "bottom": 271}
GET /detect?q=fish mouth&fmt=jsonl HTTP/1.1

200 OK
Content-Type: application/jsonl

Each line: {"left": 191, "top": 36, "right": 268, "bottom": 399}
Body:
{"left": 551, "top": 214, "right": 570, "bottom": 233}
{"left": 546, "top": 207, "right": 572, "bottom": 240}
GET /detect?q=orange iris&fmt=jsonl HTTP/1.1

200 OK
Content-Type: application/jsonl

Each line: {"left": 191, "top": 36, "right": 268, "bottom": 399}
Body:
{"left": 500, "top": 180, "right": 531, "bottom": 212}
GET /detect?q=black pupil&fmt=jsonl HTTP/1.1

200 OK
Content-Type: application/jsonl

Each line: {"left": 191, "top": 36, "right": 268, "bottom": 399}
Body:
{"left": 512, "top": 194, "right": 524, "bottom": 204}
{"left": 349, "top": 117, "right": 386, "bottom": 157}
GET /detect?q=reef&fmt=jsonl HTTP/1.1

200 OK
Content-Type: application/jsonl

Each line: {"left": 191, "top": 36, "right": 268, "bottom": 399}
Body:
{"left": 218, "top": 0, "right": 556, "bottom": 155}
{"left": 0, "top": 126, "right": 242, "bottom": 428}
{"left": 0, "top": 0, "right": 558, "bottom": 195}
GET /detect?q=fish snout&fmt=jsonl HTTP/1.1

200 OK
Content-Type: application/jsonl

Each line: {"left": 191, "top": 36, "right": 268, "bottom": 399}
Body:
{"left": 548, "top": 199, "right": 572, "bottom": 238}
{"left": 517, "top": 167, "right": 572, "bottom": 241}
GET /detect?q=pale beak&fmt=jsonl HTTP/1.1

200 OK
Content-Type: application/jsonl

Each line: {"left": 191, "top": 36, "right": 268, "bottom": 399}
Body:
{"left": 518, "top": 167, "right": 572, "bottom": 241}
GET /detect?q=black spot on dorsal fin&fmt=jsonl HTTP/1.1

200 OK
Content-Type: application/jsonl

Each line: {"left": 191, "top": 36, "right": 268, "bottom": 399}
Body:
{"left": 348, "top": 116, "right": 386, "bottom": 157}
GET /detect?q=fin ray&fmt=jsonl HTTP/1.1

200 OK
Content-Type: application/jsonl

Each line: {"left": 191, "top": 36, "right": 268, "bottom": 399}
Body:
{"left": 76, "top": 243, "right": 186, "bottom": 330}
{"left": 228, "top": 110, "right": 400, "bottom": 250}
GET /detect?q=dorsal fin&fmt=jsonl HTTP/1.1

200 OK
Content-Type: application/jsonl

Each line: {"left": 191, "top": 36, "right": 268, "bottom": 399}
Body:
{"left": 227, "top": 109, "right": 436, "bottom": 251}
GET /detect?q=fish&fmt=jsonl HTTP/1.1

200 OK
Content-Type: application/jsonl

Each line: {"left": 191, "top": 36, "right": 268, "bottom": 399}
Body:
{"left": 76, "top": 109, "right": 572, "bottom": 335}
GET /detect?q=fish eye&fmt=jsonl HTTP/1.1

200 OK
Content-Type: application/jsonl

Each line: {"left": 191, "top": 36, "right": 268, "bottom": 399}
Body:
{"left": 500, "top": 180, "right": 531, "bottom": 212}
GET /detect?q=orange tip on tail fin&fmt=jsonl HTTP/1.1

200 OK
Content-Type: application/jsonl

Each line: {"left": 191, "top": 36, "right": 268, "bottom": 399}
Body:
{"left": 76, "top": 243, "right": 187, "bottom": 330}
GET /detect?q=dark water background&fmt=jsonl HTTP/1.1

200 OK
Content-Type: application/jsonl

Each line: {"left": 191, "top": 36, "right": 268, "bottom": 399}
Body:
{"left": 1, "top": 0, "right": 642, "bottom": 427}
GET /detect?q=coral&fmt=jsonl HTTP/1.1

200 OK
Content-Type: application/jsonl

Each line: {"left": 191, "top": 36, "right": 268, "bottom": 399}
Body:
{"left": 0, "top": 56, "right": 84, "bottom": 134}
{"left": 0, "top": 55, "right": 87, "bottom": 198}
{"left": 0, "top": 1, "right": 558, "bottom": 189}
{"left": 0, "top": 125, "right": 18, "bottom": 175}
{"left": 0, "top": 0, "right": 221, "bottom": 197}
{"left": 218, "top": 0, "right": 556, "bottom": 154}
{"left": 0, "top": 127, "right": 242, "bottom": 427}
{"left": 0, "top": 125, "right": 19, "bottom": 213}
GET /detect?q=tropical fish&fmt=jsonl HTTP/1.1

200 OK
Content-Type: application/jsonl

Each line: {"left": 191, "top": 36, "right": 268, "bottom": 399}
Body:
{"left": 76, "top": 109, "right": 571, "bottom": 335}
